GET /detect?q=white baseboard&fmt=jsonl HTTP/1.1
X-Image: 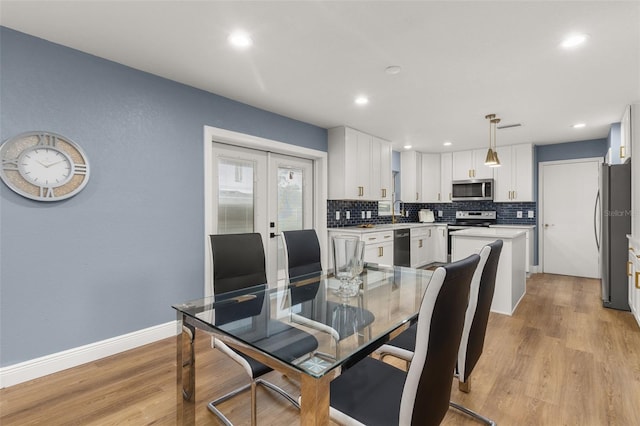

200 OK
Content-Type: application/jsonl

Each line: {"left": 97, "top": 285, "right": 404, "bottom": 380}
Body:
{"left": 0, "top": 321, "right": 179, "bottom": 388}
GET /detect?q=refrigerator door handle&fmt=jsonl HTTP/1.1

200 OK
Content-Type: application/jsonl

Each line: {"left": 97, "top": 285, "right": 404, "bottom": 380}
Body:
{"left": 594, "top": 190, "right": 600, "bottom": 251}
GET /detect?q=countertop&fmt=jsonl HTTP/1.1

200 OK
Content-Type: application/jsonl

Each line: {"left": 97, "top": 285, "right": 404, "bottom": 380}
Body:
{"left": 489, "top": 224, "right": 536, "bottom": 229}
{"left": 328, "top": 222, "right": 448, "bottom": 233}
{"left": 450, "top": 227, "right": 526, "bottom": 239}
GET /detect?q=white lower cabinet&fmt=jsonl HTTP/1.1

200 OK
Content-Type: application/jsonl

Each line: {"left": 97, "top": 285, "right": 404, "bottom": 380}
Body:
{"left": 432, "top": 225, "right": 448, "bottom": 263}
{"left": 410, "top": 227, "right": 430, "bottom": 268}
{"left": 490, "top": 225, "right": 534, "bottom": 273}
{"left": 363, "top": 233, "right": 394, "bottom": 266}
{"left": 629, "top": 240, "right": 640, "bottom": 328}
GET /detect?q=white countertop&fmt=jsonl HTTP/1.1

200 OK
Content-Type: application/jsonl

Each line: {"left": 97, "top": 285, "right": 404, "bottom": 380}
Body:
{"left": 328, "top": 222, "right": 447, "bottom": 233}
{"left": 450, "top": 227, "right": 526, "bottom": 239}
{"left": 490, "top": 224, "right": 536, "bottom": 229}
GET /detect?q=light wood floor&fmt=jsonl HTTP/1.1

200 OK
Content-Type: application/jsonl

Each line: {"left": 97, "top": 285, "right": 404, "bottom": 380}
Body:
{"left": 2, "top": 274, "right": 639, "bottom": 425}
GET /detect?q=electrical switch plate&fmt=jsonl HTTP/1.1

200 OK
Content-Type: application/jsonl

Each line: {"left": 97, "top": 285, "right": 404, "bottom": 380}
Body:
{"left": 405, "top": 210, "right": 409, "bottom": 217}
{"left": 361, "top": 211, "right": 365, "bottom": 219}
{"left": 335, "top": 211, "right": 340, "bottom": 220}
{"left": 438, "top": 210, "right": 443, "bottom": 217}
{"left": 346, "top": 211, "right": 350, "bottom": 219}
{"left": 517, "top": 211, "right": 523, "bottom": 218}
{"left": 366, "top": 211, "right": 372, "bottom": 219}
{"left": 528, "top": 210, "right": 535, "bottom": 218}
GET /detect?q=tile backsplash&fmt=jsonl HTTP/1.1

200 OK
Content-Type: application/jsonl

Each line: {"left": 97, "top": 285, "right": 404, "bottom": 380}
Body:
{"left": 327, "top": 200, "right": 537, "bottom": 227}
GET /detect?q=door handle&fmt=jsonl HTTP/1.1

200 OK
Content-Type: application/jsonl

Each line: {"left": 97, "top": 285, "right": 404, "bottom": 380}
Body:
{"left": 594, "top": 191, "right": 600, "bottom": 250}
{"left": 270, "top": 232, "right": 281, "bottom": 239}
{"left": 628, "top": 261, "right": 633, "bottom": 277}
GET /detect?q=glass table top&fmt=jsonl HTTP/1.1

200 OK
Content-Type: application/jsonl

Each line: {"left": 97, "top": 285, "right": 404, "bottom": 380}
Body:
{"left": 173, "top": 264, "right": 434, "bottom": 378}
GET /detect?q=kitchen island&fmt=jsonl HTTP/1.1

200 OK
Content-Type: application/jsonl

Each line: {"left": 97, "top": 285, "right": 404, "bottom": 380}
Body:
{"left": 451, "top": 227, "right": 526, "bottom": 316}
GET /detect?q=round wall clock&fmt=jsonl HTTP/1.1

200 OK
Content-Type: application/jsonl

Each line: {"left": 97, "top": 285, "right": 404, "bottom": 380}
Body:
{"left": 0, "top": 131, "right": 90, "bottom": 201}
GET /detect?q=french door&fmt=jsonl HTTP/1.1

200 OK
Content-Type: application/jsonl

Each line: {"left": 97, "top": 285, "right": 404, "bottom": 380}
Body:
{"left": 211, "top": 143, "right": 313, "bottom": 288}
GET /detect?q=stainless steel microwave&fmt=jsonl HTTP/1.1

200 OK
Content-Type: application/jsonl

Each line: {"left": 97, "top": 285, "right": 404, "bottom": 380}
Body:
{"left": 451, "top": 179, "right": 494, "bottom": 201}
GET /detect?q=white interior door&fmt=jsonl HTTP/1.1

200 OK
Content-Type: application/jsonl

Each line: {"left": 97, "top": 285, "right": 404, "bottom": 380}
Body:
{"left": 267, "top": 154, "right": 314, "bottom": 287}
{"left": 540, "top": 159, "right": 601, "bottom": 278}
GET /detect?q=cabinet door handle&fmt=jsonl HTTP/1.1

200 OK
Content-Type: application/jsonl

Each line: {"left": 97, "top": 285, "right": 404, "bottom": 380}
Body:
{"left": 620, "top": 146, "right": 626, "bottom": 159}
{"left": 513, "top": 190, "right": 517, "bottom": 200}
{"left": 384, "top": 235, "right": 392, "bottom": 239}
{"left": 358, "top": 186, "right": 364, "bottom": 197}
{"left": 429, "top": 229, "right": 432, "bottom": 237}
{"left": 438, "top": 192, "right": 441, "bottom": 201}
{"left": 416, "top": 192, "right": 419, "bottom": 201}
{"left": 449, "top": 192, "right": 452, "bottom": 201}
{"left": 419, "top": 239, "right": 423, "bottom": 248}
{"left": 378, "top": 247, "right": 383, "bottom": 257}
{"left": 383, "top": 188, "right": 387, "bottom": 198}
{"left": 368, "top": 237, "right": 376, "bottom": 241}
{"left": 442, "top": 228, "right": 446, "bottom": 237}
{"left": 636, "top": 271, "right": 640, "bottom": 289}
{"left": 628, "top": 261, "right": 633, "bottom": 277}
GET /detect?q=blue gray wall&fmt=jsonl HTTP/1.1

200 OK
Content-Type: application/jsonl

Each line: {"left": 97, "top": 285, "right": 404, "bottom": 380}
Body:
{"left": 0, "top": 27, "right": 327, "bottom": 366}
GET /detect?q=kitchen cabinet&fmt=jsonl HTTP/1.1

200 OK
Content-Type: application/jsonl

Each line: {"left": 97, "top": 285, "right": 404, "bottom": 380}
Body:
{"left": 493, "top": 144, "right": 533, "bottom": 202}
{"left": 432, "top": 225, "right": 448, "bottom": 263}
{"left": 401, "top": 151, "right": 422, "bottom": 202}
{"left": 420, "top": 153, "right": 441, "bottom": 202}
{"left": 328, "top": 126, "right": 392, "bottom": 200}
{"left": 328, "top": 229, "right": 394, "bottom": 267}
{"left": 452, "top": 149, "right": 494, "bottom": 181}
{"left": 402, "top": 152, "right": 446, "bottom": 203}
{"left": 410, "top": 227, "right": 431, "bottom": 268}
{"left": 629, "top": 239, "right": 640, "bottom": 328}
{"left": 440, "top": 153, "right": 452, "bottom": 203}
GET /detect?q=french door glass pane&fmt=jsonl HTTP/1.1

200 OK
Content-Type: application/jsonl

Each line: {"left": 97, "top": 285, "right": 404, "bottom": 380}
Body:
{"left": 277, "top": 167, "right": 303, "bottom": 232}
{"left": 217, "top": 158, "right": 254, "bottom": 234}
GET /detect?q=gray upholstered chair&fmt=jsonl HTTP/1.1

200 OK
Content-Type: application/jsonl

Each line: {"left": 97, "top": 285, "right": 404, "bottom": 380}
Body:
{"left": 375, "top": 239, "right": 503, "bottom": 425}
{"left": 327, "top": 253, "right": 480, "bottom": 426}
{"left": 208, "top": 233, "right": 319, "bottom": 426}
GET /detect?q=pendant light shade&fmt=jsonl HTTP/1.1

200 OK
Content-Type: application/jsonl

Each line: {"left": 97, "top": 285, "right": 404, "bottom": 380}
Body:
{"left": 484, "top": 114, "right": 502, "bottom": 167}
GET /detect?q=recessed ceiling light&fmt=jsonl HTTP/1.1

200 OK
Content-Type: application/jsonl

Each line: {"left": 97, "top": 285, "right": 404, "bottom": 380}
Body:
{"left": 385, "top": 65, "right": 402, "bottom": 75}
{"left": 561, "top": 33, "right": 589, "bottom": 49}
{"left": 354, "top": 96, "right": 369, "bottom": 105}
{"left": 443, "top": 141, "right": 452, "bottom": 146}
{"left": 572, "top": 123, "right": 586, "bottom": 128}
{"left": 403, "top": 145, "right": 412, "bottom": 150}
{"left": 228, "top": 31, "right": 253, "bottom": 49}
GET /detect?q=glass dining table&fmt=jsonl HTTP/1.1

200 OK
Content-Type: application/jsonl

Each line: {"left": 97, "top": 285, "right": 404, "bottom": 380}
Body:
{"left": 172, "top": 263, "right": 434, "bottom": 425}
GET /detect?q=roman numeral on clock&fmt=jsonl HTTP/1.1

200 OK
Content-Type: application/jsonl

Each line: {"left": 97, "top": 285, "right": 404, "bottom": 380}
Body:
{"left": 74, "top": 164, "right": 88, "bottom": 175}
{"left": 40, "top": 186, "right": 55, "bottom": 198}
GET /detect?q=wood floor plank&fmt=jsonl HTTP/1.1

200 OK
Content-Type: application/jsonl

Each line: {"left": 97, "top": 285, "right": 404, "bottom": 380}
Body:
{"left": 1, "top": 274, "right": 639, "bottom": 425}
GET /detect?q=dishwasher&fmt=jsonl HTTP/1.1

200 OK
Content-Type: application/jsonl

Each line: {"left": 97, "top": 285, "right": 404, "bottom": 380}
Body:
{"left": 393, "top": 228, "right": 411, "bottom": 267}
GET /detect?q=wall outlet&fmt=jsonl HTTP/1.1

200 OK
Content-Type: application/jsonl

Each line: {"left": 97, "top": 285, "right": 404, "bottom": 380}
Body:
{"left": 366, "top": 211, "right": 372, "bottom": 219}
{"left": 528, "top": 210, "right": 535, "bottom": 218}
{"left": 346, "top": 211, "right": 350, "bottom": 219}
{"left": 438, "top": 210, "right": 443, "bottom": 217}
{"left": 335, "top": 211, "right": 340, "bottom": 220}
{"left": 361, "top": 211, "right": 366, "bottom": 219}
{"left": 517, "top": 211, "right": 523, "bottom": 218}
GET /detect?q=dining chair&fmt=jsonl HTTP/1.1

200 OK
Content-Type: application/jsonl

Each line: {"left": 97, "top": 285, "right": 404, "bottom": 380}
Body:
{"left": 327, "top": 253, "right": 480, "bottom": 426}
{"left": 281, "top": 230, "right": 375, "bottom": 352}
{"left": 375, "top": 240, "right": 503, "bottom": 425}
{"left": 208, "top": 233, "right": 319, "bottom": 426}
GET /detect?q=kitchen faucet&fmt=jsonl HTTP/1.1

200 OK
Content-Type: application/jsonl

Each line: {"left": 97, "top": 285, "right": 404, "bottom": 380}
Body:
{"left": 392, "top": 199, "right": 403, "bottom": 224}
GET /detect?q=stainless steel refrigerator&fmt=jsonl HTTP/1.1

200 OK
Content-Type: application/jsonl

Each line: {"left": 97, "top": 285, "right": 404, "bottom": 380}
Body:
{"left": 599, "top": 160, "right": 631, "bottom": 311}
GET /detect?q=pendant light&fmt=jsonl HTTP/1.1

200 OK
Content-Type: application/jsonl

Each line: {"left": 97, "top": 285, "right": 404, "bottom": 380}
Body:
{"left": 484, "top": 114, "right": 502, "bottom": 167}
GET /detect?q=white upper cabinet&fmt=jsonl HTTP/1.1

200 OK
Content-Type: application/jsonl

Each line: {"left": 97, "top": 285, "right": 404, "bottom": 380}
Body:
{"left": 420, "top": 153, "right": 441, "bottom": 202}
{"left": 452, "top": 149, "right": 494, "bottom": 180}
{"left": 401, "top": 151, "right": 422, "bottom": 202}
{"left": 328, "top": 126, "right": 392, "bottom": 200}
{"left": 493, "top": 143, "right": 533, "bottom": 202}
{"left": 440, "top": 152, "right": 453, "bottom": 203}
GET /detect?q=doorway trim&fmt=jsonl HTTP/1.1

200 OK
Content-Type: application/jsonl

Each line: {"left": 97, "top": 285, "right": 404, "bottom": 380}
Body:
{"left": 537, "top": 156, "right": 603, "bottom": 274}
{"left": 203, "top": 125, "right": 328, "bottom": 297}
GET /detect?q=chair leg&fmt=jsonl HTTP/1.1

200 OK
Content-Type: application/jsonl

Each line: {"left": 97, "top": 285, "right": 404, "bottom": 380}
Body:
{"left": 207, "top": 379, "right": 300, "bottom": 425}
{"left": 459, "top": 376, "right": 471, "bottom": 393}
{"left": 449, "top": 401, "right": 497, "bottom": 426}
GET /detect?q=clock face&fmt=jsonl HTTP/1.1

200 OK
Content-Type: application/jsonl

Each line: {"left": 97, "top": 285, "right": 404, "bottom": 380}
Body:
{"left": 18, "top": 146, "right": 73, "bottom": 187}
{"left": 0, "top": 132, "right": 90, "bottom": 201}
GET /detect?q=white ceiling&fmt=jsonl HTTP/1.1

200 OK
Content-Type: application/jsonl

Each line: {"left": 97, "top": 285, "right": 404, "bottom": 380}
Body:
{"left": 1, "top": 1, "right": 639, "bottom": 152}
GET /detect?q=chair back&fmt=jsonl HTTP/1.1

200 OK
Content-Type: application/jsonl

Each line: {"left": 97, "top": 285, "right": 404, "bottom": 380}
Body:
{"left": 399, "top": 253, "right": 480, "bottom": 426}
{"left": 281, "top": 229, "right": 322, "bottom": 281}
{"left": 210, "top": 233, "right": 267, "bottom": 295}
{"left": 459, "top": 239, "right": 503, "bottom": 382}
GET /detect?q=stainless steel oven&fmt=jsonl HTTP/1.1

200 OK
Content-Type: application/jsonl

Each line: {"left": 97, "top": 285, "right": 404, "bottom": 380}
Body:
{"left": 447, "top": 211, "right": 497, "bottom": 259}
